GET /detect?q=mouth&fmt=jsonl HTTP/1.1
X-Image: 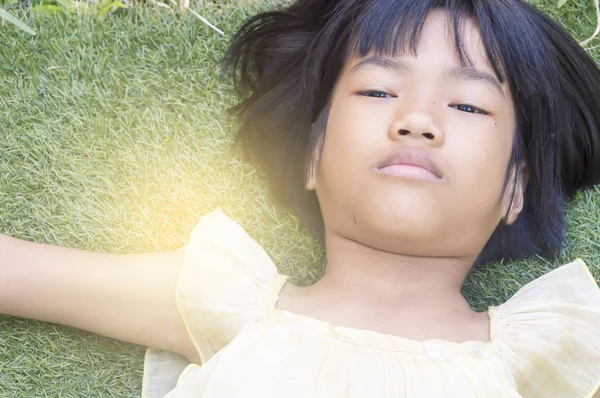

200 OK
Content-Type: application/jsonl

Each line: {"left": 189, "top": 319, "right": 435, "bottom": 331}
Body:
{"left": 375, "top": 147, "right": 443, "bottom": 182}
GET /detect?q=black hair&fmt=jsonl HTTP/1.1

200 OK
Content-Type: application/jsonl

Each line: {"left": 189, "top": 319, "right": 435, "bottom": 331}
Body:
{"left": 220, "top": 0, "right": 600, "bottom": 266}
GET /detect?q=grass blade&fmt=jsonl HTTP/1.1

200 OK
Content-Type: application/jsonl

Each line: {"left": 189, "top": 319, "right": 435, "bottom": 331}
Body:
{"left": 0, "top": 8, "right": 36, "bottom": 35}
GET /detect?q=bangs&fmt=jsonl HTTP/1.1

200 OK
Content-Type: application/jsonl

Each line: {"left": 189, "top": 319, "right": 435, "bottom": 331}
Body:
{"left": 344, "top": 0, "right": 507, "bottom": 83}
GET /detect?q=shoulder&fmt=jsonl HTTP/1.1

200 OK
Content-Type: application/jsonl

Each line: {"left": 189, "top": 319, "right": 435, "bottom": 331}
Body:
{"left": 176, "top": 208, "right": 288, "bottom": 363}
{"left": 492, "top": 259, "right": 600, "bottom": 398}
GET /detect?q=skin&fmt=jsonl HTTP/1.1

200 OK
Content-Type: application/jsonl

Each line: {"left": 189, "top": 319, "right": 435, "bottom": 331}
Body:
{"left": 277, "top": 9, "right": 526, "bottom": 343}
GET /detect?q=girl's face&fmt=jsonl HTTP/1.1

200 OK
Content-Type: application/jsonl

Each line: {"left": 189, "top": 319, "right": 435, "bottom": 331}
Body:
{"left": 308, "top": 9, "right": 521, "bottom": 261}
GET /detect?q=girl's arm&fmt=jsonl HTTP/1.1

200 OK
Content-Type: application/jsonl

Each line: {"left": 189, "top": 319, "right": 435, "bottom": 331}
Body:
{"left": 0, "top": 233, "right": 201, "bottom": 363}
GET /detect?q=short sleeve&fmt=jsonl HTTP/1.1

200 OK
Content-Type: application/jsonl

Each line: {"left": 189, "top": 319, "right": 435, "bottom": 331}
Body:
{"left": 174, "top": 208, "right": 288, "bottom": 364}
{"left": 141, "top": 208, "right": 288, "bottom": 398}
{"left": 490, "top": 259, "right": 600, "bottom": 398}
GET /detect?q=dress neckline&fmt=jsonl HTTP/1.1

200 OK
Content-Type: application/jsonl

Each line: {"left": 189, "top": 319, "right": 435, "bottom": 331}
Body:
{"left": 266, "top": 276, "right": 502, "bottom": 357}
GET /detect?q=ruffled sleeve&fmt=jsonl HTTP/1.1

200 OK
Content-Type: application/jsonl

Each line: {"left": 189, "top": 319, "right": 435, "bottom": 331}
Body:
{"left": 490, "top": 259, "right": 600, "bottom": 398}
{"left": 142, "top": 208, "right": 288, "bottom": 398}
{"left": 175, "top": 207, "right": 288, "bottom": 363}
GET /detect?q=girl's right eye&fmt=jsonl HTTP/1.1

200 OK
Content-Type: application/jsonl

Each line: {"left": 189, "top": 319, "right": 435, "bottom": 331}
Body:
{"left": 358, "top": 90, "right": 393, "bottom": 99}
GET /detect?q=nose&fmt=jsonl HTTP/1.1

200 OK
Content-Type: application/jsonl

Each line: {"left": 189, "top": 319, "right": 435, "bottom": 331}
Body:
{"left": 388, "top": 113, "right": 444, "bottom": 147}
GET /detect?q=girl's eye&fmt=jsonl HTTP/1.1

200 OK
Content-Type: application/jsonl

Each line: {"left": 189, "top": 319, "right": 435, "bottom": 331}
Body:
{"left": 358, "top": 90, "right": 393, "bottom": 99}
{"left": 451, "top": 104, "right": 489, "bottom": 115}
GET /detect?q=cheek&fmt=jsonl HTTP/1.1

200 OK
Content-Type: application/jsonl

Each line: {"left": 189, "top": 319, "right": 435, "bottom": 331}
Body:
{"left": 447, "top": 126, "right": 515, "bottom": 212}
{"left": 320, "top": 99, "right": 379, "bottom": 171}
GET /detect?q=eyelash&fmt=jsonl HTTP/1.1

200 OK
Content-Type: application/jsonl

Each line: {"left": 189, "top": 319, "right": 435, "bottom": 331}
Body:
{"left": 358, "top": 90, "right": 490, "bottom": 116}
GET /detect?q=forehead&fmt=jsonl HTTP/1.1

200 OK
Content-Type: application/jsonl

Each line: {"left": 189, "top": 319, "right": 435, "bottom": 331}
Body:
{"left": 345, "top": 9, "right": 495, "bottom": 77}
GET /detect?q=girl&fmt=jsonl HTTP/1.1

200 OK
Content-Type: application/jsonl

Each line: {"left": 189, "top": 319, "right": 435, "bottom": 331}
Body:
{"left": 1, "top": 0, "right": 600, "bottom": 397}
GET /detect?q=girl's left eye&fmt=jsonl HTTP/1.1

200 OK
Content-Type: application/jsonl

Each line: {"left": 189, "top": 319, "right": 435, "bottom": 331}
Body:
{"left": 358, "top": 90, "right": 393, "bottom": 99}
{"left": 451, "top": 104, "right": 489, "bottom": 115}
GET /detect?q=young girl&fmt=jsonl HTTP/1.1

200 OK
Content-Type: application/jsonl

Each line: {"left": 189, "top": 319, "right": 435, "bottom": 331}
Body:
{"left": 1, "top": 0, "right": 600, "bottom": 397}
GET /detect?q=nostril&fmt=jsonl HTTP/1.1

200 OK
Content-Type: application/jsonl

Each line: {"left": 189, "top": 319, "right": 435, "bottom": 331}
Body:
{"left": 423, "top": 132, "right": 434, "bottom": 140}
{"left": 399, "top": 129, "right": 410, "bottom": 136}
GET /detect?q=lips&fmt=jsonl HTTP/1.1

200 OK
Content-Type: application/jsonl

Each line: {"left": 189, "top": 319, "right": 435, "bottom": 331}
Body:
{"left": 376, "top": 147, "right": 443, "bottom": 180}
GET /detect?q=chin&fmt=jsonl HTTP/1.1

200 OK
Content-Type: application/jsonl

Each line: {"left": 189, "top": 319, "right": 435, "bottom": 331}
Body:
{"left": 355, "top": 212, "right": 443, "bottom": 245}
{"left": 362, "top": 195, "right": 442, "bottom": 224}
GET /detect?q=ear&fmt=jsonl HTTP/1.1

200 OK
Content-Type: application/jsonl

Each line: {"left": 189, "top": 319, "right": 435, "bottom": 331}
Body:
{"left": 306, "top": 168, "right": 317, "bottom": 191}
{"left": 305, "top": 153, "right": 318, "bottom": 191}
{"left": 502, "top": 163, "right": 528, "bottom": 225}
{"left": 305, "top": 131, "right": 324, "bottom": 191}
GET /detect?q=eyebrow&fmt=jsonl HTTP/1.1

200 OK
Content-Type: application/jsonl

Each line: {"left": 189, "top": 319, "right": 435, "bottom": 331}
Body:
{"left": 348, "top": 56, "right": 505, "bottom": 98}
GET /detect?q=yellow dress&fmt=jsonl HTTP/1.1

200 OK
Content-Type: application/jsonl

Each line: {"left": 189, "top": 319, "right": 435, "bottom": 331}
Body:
{"left": 141, "top": 209, "right": 600, "bottom": 398}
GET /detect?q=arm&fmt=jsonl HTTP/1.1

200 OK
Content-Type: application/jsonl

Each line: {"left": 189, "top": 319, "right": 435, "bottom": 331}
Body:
{"left": 0, "top": 233, "right": 201, "bottom": 363}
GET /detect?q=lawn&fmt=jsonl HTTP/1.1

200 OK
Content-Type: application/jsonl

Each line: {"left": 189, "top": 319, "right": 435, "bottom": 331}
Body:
{"left": 0, "top": 0, "right": 599, "bottom": 396}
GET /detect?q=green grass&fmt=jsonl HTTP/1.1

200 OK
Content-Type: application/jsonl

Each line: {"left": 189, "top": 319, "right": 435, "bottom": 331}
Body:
{"left": 0, "top": 0, "right": 599, "bottom": 396}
